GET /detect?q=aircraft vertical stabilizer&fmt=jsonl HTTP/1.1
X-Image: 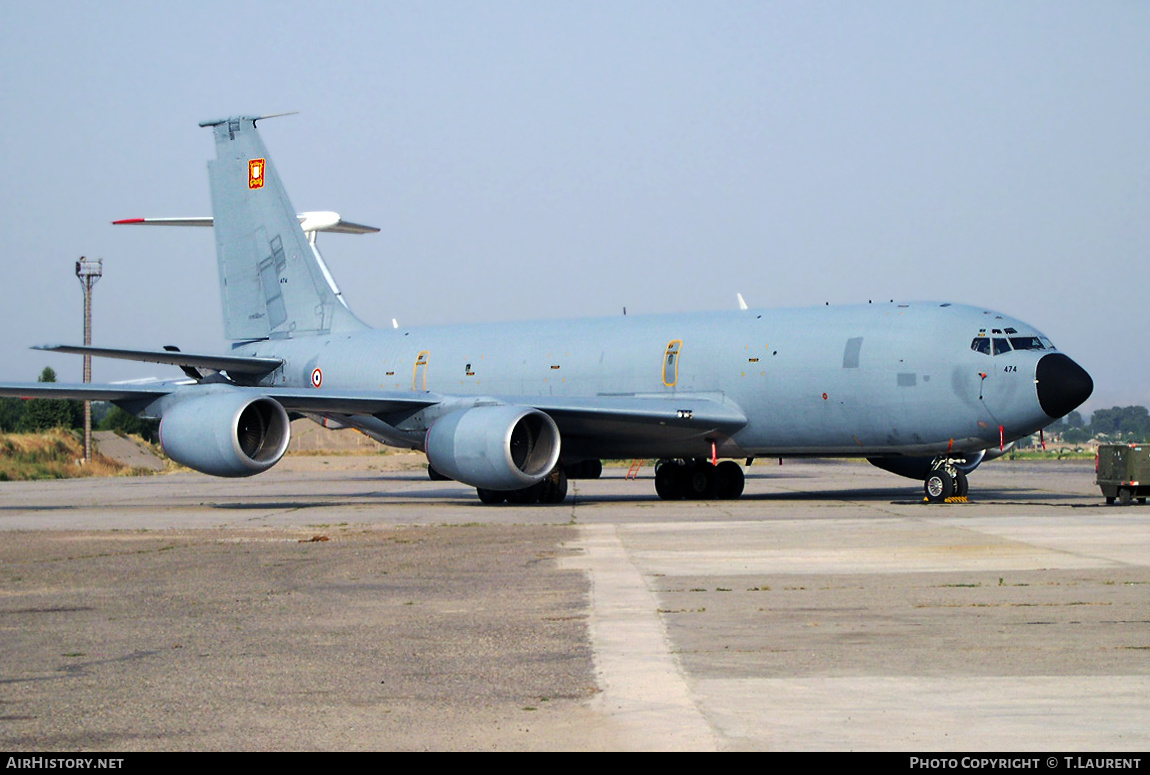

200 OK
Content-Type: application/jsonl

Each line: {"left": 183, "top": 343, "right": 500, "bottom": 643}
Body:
{"left": 201, "top": 116, "right": 368, "bottom": 340}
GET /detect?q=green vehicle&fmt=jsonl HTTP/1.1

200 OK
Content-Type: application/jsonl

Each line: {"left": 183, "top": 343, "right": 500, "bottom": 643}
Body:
{"left": 1096, "top": 443, "right": 1150, "bottom": 505}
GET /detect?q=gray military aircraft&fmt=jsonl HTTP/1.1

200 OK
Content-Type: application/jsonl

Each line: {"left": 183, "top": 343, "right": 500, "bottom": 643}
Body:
{"left": 0, "top": 115, "right": 1093, "bottom": 504}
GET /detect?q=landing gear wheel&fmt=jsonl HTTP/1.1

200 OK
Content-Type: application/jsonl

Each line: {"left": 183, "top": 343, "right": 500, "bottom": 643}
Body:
{"left": 954, "top": 471, "right": 969, "bottom": 498}
{"left": 477, "top": 488, "right": 505, "bottom": 505}
{"left": 924, "top": 470, "right": 955, "bottom": 503}
{"left": 655, "top": 460, "right": 684, "bottom": 500}
{"left": 685, "top": 461, "right": 717, "bottom": 500}
{"left": 506, "top": 483, "right": 544, "bottom": 504}
{"left": 715, "top": 460, "right": 745, "bottom": 499}
{"left": 540, "top": 469, "right": 568, "bottom": 504}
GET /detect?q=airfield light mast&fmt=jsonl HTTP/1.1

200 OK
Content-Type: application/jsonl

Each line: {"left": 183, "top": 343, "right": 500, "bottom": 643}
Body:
{"left": 75, "top": 256, "right": 102, "bottom": 463}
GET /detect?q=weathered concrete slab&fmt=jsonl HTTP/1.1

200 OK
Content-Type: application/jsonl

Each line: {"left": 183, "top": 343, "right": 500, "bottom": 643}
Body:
{"left": 92, "top": 430, "right": 165, "bottom": 471}
{"left": 1, "top": 458, "right": 1146, "bottom": 750}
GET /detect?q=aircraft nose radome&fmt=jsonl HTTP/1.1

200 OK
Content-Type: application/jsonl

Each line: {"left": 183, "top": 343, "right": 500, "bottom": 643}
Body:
{"left": 1036, "top": 353, "right": 1094, "bottom": 419}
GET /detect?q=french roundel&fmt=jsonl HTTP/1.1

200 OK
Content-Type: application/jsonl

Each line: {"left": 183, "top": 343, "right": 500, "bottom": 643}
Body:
{"left": 311, "top": 368, "right": 323, "bottom": 388}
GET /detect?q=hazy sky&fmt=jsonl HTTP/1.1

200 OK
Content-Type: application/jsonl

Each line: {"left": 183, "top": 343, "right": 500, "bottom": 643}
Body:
{"left": 1, "top": 1, "right": 1146, "bottom": 414}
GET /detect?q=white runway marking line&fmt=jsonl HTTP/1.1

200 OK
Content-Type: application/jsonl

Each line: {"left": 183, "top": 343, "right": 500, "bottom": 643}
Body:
{"left": 564, "top": 523, "right": 716, "bottom": 751}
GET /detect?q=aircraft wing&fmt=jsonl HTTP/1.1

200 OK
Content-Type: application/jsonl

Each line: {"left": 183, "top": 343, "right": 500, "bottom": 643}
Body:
{"left": 526, "top": 394, "right": 746, "bottom": 430}
{"left": 0, "top": 381, "right": 182, "bottom": 403}
{"left": 1, "top": 373, "right": 744, "bottom": 455}
{"left": 0, "top": 381, "right": 443, "bottom": 418}
{"left": 253, "top": 387, "right": 441, "bottom": 416}
{"left": 35, "top": 345, "right": 283, "bottom": 376}
{"left": 260, "top": 389, "right": 746, "bottom": 440}
{"left": 2, "top": 351, "right": 745, "bottom": 432}
{"left": 524, "top": 394, "right": 748, "bottom": 453}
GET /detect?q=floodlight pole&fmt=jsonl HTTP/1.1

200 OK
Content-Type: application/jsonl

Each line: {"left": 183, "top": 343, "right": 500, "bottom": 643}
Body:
{"left": 75, "top": 257, "right": 102, "bottom": 463}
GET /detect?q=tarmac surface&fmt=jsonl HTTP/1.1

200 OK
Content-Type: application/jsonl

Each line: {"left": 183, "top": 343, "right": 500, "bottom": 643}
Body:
{"left": 1, "top": 455, "right": 1148, "bottom": 751}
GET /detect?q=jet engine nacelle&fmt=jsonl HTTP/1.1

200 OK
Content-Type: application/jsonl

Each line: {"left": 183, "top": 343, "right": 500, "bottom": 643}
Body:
{"left": 159, "top": 392, "right": 291, "bottom": 477}
{"left": 425, "top": 405, "right": 561, "bottom": 491}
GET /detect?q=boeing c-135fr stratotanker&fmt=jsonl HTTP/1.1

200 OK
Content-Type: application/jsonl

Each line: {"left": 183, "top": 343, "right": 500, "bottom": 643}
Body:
{"left": 0, "top": 115, "right": 1094, "bottom": 504}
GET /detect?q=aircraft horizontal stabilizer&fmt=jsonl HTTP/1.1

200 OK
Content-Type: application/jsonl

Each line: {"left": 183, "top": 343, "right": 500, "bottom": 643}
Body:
{"left": 112, "top": 211, "right": 379, "bottom": 235}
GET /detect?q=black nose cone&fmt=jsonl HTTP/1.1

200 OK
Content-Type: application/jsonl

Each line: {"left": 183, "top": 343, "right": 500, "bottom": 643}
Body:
{"left": 1036, "top": 353, "right": 1093, "bottom": 418}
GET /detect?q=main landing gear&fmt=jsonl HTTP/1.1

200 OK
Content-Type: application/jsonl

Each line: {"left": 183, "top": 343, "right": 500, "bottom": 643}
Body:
{"left": 923, "top": 458, "right": 969, "bottom": 504}
{"left": 654, "top": 458, "right": 745, "bottom": 500}
{"left": 472, "top": 458, "right": 747, "bottom": 504}
{"left": 476, "top": 467, "right": 568, "bottom": 505}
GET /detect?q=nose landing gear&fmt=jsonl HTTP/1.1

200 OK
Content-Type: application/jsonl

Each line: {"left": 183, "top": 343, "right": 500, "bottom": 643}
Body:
{"left": 924, "top": 458, "right": 969, "bottom": 504}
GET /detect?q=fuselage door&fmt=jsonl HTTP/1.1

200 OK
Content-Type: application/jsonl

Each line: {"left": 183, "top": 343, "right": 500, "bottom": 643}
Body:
{"left": 412, "top": 350, "right": 429, "bottom": 391}
{"left": 969, "top": 333, "right": 1006, "bottom": 425}
{"left": 663, "top": 340, "right": 682, "bottom": 388}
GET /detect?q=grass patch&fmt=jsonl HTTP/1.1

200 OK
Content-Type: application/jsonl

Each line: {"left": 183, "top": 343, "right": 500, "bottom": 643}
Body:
{"left": 0, "top": 429, "right": 149, "bottom": 480}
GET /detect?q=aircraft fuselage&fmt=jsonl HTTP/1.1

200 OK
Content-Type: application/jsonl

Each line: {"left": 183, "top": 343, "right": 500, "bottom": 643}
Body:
{"left": 237, "top": 300, "right": 1066, "bottom": 462}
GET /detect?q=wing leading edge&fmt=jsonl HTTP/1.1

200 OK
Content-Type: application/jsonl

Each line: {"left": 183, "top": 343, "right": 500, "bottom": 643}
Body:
{"left": 34, "top": 345, "right": 283, "bottom": 376}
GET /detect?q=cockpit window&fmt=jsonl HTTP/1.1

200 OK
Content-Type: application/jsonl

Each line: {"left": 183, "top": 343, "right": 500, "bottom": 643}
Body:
{"left": 1009, "top": 336, "right": 1045, "bottom": 351}
{"left": 973, "top": 333, "right": 1055, "bottom": 356}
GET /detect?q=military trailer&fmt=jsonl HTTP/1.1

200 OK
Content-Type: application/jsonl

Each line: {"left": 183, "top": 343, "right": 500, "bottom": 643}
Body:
{"left": 1096, "top": 443, "right": 1150, "bottom": 505}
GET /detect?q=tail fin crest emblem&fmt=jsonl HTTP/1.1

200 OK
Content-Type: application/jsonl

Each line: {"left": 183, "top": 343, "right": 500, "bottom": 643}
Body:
{"left": 248, "top": 159, "right": 266, "bottom": 189}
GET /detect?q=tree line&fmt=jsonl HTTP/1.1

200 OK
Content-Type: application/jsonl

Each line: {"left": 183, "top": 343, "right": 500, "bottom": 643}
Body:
{"left": 1045, "top": 406, "right": 1150, "bottom": 444}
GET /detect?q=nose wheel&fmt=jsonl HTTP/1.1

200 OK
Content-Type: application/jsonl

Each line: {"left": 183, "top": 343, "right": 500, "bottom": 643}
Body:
{"left": 924, "top": 460, "right": 969, "bottom": 503}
